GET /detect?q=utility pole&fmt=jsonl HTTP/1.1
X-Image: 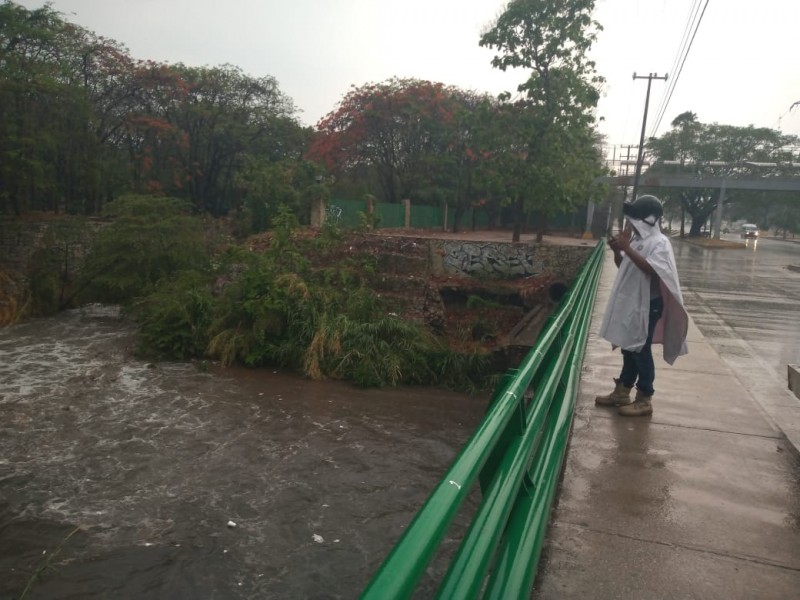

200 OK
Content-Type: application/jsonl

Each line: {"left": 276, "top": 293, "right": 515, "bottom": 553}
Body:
{"left": 631, "top": 72, "right": 668, "bottom": 203}
{"left": 617, "top": 144, "right": 634, "bottom": 232}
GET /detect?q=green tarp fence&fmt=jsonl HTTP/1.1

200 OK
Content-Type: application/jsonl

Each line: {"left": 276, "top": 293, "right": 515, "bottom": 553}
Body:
{"left": 327, "top": 199, "right": 492, "bottom": 231}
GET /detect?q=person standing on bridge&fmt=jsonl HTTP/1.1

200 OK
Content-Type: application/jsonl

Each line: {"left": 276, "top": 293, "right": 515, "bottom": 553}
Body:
{"left": 595, "top": 195, "right": 689, "bottom": 416}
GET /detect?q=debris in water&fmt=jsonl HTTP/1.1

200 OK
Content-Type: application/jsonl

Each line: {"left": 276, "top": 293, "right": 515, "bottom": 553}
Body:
{"left": 227, "top": 520, "right": 237, "bottom": 528}
{"left": 312, "top": 534, "right": 324, "bottom": 544}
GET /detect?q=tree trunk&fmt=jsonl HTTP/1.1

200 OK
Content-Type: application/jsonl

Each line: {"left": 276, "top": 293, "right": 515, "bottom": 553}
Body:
{"left": 452, "top": 205, "right": 464, "bottom": 233}
{"left": 536, "top": 217, "right": 546, "bottom": 243}
{"left": 689, "top": 219, "right": 704, "bottom": 237}
{"left": 512, "top": 197, "right": 523, "bottom": 243}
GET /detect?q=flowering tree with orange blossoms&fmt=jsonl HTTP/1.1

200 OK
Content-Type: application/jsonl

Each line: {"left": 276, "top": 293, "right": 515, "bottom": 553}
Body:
{"left": 308, "top": 78, "right": 474, "bottom": 205}
{"left": 0, "top": 1, "right": 305, "bottom": 217}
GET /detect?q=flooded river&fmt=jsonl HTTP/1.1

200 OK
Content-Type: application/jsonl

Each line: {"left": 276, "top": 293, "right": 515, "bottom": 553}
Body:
{"left": 0, "top": 306, "right": 487, "bottom": 599}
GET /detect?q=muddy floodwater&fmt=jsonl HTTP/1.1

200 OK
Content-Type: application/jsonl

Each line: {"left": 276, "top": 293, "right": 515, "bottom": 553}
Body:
{"left": 0, "top": 306, "right": 488, "bottom": 599}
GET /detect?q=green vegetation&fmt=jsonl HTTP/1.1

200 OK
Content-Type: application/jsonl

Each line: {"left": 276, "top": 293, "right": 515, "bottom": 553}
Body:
{"left": 63, "top": 196, "right": 489, "bottom": 390}
{"left": 1, "top": 0, "right": 610, "bottom": 240}
{"left": 478, "top": 0, "right": 606, "bottom": 241}
{"left": 77, "top": 196, "right": 210, "bottom": 305}
{"left": 0, "top": 1, "right": 315, "bottom": 218}
{"left": 1, "top": 0, "right": 609, "bottom": 389}
{"left": 202, "top": 217, "right": 488, "bottom": 388}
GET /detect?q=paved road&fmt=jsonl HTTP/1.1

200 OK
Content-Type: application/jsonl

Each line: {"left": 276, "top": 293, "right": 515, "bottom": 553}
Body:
{"left": 673, "top": 236, "right": 800, "bottom": 448}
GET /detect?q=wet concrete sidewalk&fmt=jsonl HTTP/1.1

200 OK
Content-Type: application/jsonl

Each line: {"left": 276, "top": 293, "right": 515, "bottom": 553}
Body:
{"left": 535, "top": 247, "right": 800, "bottom": 599}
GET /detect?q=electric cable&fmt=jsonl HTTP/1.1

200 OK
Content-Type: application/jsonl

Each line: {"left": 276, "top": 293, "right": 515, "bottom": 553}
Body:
{"left": 651, "top": 0, "right": 702, "bottom": 108}
{"left": 649, "top": 0, "right": 711, "bottom": 138}
{"left": 648, "top": 0, "right": 705, "bottom": 137}
{"left": 654, "top": 0, "right": 703, "bottom": 122}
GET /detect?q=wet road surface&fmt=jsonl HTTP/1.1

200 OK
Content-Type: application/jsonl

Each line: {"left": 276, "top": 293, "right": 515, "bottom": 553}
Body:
{"left": 674, "top": 236, "right": 800, "bottom": 376}
{"left": 0, "top": 306, "right": 487, "bottom": 599}
{"left": 672, "top": 236, "right": 800, "bottom": 446}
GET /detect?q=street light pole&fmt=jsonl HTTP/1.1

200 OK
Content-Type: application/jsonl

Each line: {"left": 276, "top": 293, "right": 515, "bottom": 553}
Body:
{"left": 631, "top": 72, "right": 668, "bottom": 203}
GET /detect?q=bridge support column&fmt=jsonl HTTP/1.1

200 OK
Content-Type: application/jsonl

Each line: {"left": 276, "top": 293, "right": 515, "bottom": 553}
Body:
{"left": 713, "top": 181, "right": 727, "bottom": 239}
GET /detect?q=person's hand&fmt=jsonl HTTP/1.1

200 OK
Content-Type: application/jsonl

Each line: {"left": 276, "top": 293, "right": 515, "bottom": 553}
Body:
{"left": 608, "top": 226, "right": 632, "bottom": 253}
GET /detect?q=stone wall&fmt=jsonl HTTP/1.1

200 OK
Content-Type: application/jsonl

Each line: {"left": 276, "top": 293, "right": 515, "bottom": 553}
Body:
{"left": 0, "top": 219, "right": 48, "bottom": 275}
{"left": 429, "top": 239, "right": 592, "bottom": 283}
{"left": 345, "top": 233, "right": 594, "bottom": 285}
{"left": 0, "top": 218, "right": 95, "bottom": 278}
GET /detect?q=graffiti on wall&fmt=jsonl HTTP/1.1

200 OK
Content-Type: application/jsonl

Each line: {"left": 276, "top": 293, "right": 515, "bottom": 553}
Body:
{"left": 442, "top": 242, "right": 544, "bottom": 278}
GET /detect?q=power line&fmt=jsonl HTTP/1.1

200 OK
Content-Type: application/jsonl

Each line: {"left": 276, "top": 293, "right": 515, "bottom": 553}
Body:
{"left": 648, "top": 0, "right": 711, "bottom": 138}
{"left": 649, "top": 1, "right": 704, "bottom": 137}
{"left": 649, "top": 0, "right": 708, "bottom": 137}
{"left": 662, "top": 0, "right": 703, "bottom": 96}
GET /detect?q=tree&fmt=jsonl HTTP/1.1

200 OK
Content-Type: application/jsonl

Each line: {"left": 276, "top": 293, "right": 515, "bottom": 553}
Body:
{"left": 0, "top": 1, "right": 309, "bottom": 220}
{"left": 307, "top": 78, "right": 465, "bottom": 205}
{"left": 646, "top": 116, "right": 800, "bottom": 236}
{"left": 166, "top": 64, "right": 298, "bottom": 215}
{"left": 0, "top": 1, "right": 79, "bottom": 214}
{"left": 0, "top": 1, "right": 144, "bottom": 215}
{"left": 77, "top": 195, "right": 210, "bottom": 305}
{"left": 479, "top": 0, "right": 605, "bottom": 241}
{"left": 235, "top": 156, "right": 323, "bottom": 233}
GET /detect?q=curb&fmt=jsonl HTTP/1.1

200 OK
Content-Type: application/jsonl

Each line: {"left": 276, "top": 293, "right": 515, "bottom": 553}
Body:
{"left": 789, "top": 365, "right": 800, "bottom": 400}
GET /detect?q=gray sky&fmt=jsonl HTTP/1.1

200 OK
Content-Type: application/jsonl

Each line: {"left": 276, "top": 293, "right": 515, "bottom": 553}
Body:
{"left": 15, "top": 0, "right": 800, "bottom": 154}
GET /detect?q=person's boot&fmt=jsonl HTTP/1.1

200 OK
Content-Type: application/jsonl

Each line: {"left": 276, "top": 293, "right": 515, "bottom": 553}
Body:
{"left": 618, "top": 391, "right": 653, "bottom": 416}
{"left": 594, "top": 380, "right": 633, "bottom": 407}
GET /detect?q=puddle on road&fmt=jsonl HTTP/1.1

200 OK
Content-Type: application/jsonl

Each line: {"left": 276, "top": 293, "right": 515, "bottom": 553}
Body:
{"left": 0, "top": 306, "right": 487, "bottom": 598}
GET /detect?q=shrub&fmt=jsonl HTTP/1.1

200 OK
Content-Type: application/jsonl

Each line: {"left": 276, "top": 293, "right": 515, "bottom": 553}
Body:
{"left": 78, "top": 195, "right": 210, "bottom": 305}
{"left": 133, "top": 273, "right": 215, "bottom": 360}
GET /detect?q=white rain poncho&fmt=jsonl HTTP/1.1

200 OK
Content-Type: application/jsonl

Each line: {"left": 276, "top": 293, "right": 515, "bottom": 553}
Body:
{"left": 599, "top": 218, "right": 688, "bottom": 365}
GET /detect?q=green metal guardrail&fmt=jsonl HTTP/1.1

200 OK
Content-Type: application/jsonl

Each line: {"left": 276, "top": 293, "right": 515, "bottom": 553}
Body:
{"left": 362, "top": 240, "right": 605, "bottom": 600}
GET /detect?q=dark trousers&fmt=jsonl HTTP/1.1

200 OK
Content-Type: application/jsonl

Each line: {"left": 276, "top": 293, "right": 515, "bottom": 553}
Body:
{"left": 619, "top": 297, "right": 664, "bottom": 397}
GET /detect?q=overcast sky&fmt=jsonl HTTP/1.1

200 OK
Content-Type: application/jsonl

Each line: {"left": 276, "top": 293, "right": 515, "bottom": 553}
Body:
{"left": 15, "top": 0, "right": 800, "bottom": 155}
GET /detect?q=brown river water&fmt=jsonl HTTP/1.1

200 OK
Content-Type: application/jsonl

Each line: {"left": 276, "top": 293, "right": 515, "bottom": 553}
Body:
{"left": 0, "top": 306, "right": 488, "bottom": 599}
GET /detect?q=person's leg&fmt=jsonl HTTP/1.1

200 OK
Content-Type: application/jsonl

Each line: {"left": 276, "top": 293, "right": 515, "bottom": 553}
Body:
{"left": 632, "top": 298, "right": 664, "bottom": 396}
{"left": 595, "top": 350, "right": 638, "bottom": 407}
{"left": 619, "top": 298, "right": 663, "bottom": 416}
{"left": 618, "top": 349, "right": 638, "bottom": 389}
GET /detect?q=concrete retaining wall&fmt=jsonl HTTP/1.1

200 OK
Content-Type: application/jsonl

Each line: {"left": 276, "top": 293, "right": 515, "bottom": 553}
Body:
{"left": 430, "top": 240, "right": 592, "bottom": 283}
